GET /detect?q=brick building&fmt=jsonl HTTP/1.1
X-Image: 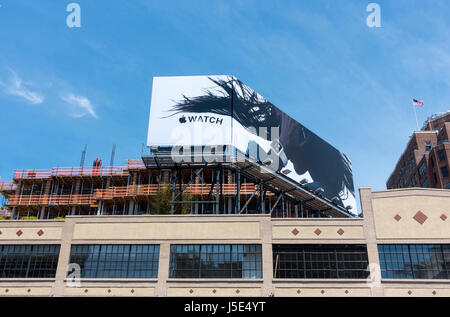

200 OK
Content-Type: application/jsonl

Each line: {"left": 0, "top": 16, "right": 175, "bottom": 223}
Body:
{"left": 387, "top": 111, "right": 450, "bottom": 189}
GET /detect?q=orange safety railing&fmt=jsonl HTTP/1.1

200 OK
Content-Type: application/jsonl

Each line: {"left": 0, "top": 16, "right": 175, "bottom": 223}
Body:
{"left": 128, "top": 159, "right": 146, "bottom": 169}
{"left": 0, "top": 181, "right": 17, "bottom": 191}
{"left": 13, "top": 169, "right": 52, "bottom": 179}
{"left": 52, "top": 166, "right": 129, "bottom": 177}
{"left": 13, "top": 166, "right": 130, "bottom": 179}
{"left": 6, "top": 184, "right": 273, "bottom": 205}
{"left": 7, "top": 194, "right": 96, "bottom": 206}
{"left": 95, "top": 183, "right": 260, "bottom": 200}
{"left": 95, "top": 184, "right": 167, "bottom": 199}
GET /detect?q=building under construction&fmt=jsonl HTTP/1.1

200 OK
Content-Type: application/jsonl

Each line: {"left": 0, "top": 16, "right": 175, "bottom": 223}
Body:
{"left": 0, "top": 147, "right": 354, "bottom": 221}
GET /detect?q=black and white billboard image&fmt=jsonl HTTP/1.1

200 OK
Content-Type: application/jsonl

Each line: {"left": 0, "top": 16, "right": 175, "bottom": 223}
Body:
{"left": 147, "top": 75, "right": 356, "bottom": 210}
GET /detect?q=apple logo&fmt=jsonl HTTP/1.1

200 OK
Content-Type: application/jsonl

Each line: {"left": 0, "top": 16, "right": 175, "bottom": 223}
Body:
{"left": 179, "top": 116, "right": 186, "bottom": 124}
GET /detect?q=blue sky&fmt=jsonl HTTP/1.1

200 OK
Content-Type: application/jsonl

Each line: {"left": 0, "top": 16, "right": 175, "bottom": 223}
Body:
{"left": 0, "top": 0, "right": 449, "bottom": 212}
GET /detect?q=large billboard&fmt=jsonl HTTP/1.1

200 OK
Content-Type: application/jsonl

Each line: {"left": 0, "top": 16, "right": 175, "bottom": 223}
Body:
{"left": 147, "top": 75, "right": 356, "bottom": 210}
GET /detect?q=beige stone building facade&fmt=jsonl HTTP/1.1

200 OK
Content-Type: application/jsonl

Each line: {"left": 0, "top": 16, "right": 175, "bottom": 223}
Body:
{"left": 0, "top": 187, "right": 449, "bottom": 297}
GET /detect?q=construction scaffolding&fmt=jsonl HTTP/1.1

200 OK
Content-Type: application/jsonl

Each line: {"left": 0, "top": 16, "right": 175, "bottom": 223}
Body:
{"left": 0, "top": 149, "right": 354, "bottom": 220}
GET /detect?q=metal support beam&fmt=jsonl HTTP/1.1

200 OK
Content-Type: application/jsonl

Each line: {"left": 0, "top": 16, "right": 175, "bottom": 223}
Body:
{"left": 202, "top": 167, "right": 218, "bottom": 214}
{"left": 215, "top": 167, "right": 220, "bottom": 214}
{"left": 173, "top": 168, "right": 204, "bottom": 201}
{"left": 171, "top": 169, "right": 177, "bottom": 215}
{"left": 259, "top": 182, "right": 265, "bottom": 214}
{"left": 236, "top": 169, "right": 241, "bottom": 213}
{"left": 239, "top": 187, "right": 258, "bottom": 214}
{"left": 269, "top": 194, "right": 283, "bottom": 214}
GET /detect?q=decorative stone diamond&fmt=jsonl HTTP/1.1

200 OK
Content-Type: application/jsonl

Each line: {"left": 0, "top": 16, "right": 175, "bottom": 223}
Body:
{"left": 108, "top": 289, "right": 111, "bottom": 293}
{"left": 394, "top": 214, "right": 402, "bottom": 222}
{"left": 345, "top": 290, "right": 349, "bottom": 294}
{"left": 291, "top": 228, "right": 299, "bottom": 236}
{"left": 441, "top": 214, "right": 447, "bottom": 221}
{"left": 84, "top": 289, "right": 88, "bottom": 293}
{"left": 189, "top": 289, "right": 194, "bottom": 294}
{"left": 37, "top": 229, "right": 44, "bottom": 236}
{"left": 5, "top": 289, "right": 8, "bottom": 293}
{"left": 408, "top": 290, "right": 412, "bottom": 295}
{"left": 212, "top": 289, "right": 216, "bottom": 294}
{"left": 16, "top": 230, "right": 23, "bottom": 236}
{"left": 27, "top": 289, "right": 31, "bottom": 293}
{"left": 337, "top": 228, "right": 345, "bottom": 236}
{"left": 314, "top": 228, "right": 322, "bottom": 236}
{"left": 0, "top": 230, "right": 2, "bottom": 235}
{"left": 432, "top": 290, "right": 436, "bottom": 295}
{"left": 131, "top": 289, "right": 135, "bottom": 293}
{"left": 236, "top": 289, "right": 240, "bottom": 294}
{"left": 321, "top": 290, "right": 325, "bottom": 294}
{"left": 297, "top": 289, "right": 301, "bottom": 295}
{"left": 413, "top": 211, "right": 428, "bottom": 224}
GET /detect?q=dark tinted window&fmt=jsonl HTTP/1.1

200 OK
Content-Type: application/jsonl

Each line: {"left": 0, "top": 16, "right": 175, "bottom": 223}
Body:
{"left": 273, "top": 244, "right": 369, "bottom": 279}
{"left": 438, "top": 150, "right": 446, "bottom": 162}
{"left": 378, "top": 244, "right": 450, "bottom": 279}
{"left": 69, "top": 245, "right": 160, "bottom": 278}
{"left": 169, "top": 244, "right": 262, "bottom": 279}
{"left": 441, "top": 166, "right": 449, "bottom": 178}
{"left": 0, "top": 245, "right": 60, "bottom": 278}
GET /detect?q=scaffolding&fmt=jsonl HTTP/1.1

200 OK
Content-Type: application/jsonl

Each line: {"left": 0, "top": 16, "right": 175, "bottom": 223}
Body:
{"left": 0, "top": 149, "right": 354, "bottom": 220}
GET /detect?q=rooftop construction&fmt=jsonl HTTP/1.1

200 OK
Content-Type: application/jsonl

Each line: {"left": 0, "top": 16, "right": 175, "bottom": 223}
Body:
{"left": 0, "top": 76, "right": 357, "bottom": 220}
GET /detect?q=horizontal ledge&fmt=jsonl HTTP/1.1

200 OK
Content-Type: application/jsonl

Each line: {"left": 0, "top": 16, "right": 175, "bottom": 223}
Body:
{"left": 271, "top": 219, "right": 363, "bottom": 222}
{"left": 67, "top": 214, "right": 272, "bottom": 219}
{"left": 381, "top": 279, "right": 450, "bottom": 285}
{"left": 272, "top": 278, "right": 369, "bottom": 284}
{"left": 167, "top": 279, "right": 264, "bottom": 284}
{"left": 0, "top": 278, "right": 55, "bottom": 282}
{"left": 64, "top": 278, "right": 158, "bottom": 283}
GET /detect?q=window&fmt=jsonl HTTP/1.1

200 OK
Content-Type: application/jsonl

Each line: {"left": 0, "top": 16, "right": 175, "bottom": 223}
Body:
{"left": 273, "top": 244, "right": 369, "bottom": 279}
{"left": 69, "top": 245, "right": 160, "bottom": 278}
{"left": 441, "top": 166, "right": 449, "bottom": 178}
{"left": 0, "top": 245, "right": 60, "bottom": 278}
{"left": 421, "top": 178, "right": 429, "bottom": 188}
{"left": 425, "top": 142, "right": 432, "bottom": 151}
{"left": 418, "top": 162, "right": 426, "bottom": 178}
{"left": 378, "top": 244, "right": 450, "bottom": 279}
{"left": 169, "top": 244, "right": 262, "bottom": 279}
{"left": 438, "top": 150, "right": 446, "bottom": 162}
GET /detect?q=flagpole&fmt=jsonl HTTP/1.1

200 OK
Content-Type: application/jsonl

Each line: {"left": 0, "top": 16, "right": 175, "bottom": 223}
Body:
{"left": 412, "top": 100, "right": 419, "bottom": 131}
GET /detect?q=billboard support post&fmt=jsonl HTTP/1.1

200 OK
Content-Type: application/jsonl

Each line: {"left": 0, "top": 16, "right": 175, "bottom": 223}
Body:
{"left": 236, "top": 169, "right": 240, "bottom": 213}
{"left": 171, "top": 168, "right": 177, "bottom": 215}
{"left": 260, "top": 182, "right": 265, "bottom": 214}
{"left": 215, "top": 167, "right": 220, "bottom": 214}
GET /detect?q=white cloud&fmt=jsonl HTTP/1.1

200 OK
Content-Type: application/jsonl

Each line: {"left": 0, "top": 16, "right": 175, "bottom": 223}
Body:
{"left": 61, "top": 93, "right": 98, "bottom": 119}
{"left": 0, "top": 69, "right": 44, "bottom": 104}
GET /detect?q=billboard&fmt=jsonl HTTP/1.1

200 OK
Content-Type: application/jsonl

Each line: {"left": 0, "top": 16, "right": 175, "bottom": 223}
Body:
{"left": 147, "top": 75, "right": 356, "bottom": 210}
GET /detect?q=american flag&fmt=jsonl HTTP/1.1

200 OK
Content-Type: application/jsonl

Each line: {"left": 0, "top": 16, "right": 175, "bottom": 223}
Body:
{"left": 413, "top": 99, "right": 424, "bottom": 107}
